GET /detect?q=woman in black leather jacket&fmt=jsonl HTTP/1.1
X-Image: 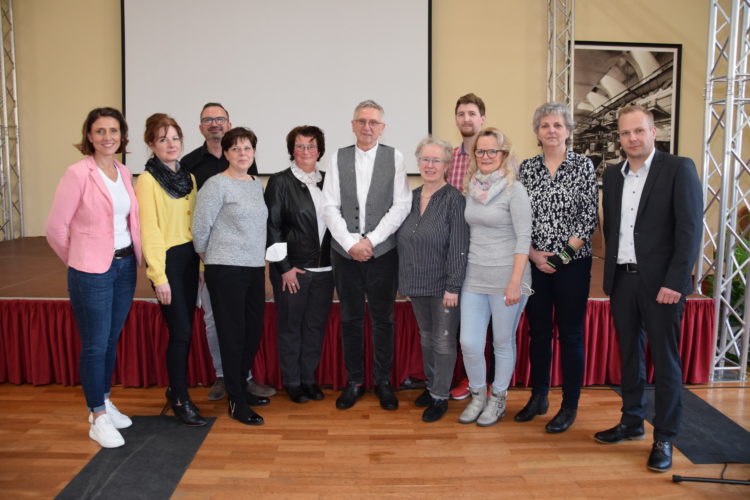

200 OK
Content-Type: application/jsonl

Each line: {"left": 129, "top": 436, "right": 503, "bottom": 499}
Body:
{"left": 264, "top": 125, "right": 333, "bottom": 403}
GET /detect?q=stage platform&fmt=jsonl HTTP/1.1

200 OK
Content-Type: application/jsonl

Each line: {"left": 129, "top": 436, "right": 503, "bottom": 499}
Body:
{"left": 0, "top": 237, "right": 715, "bottom": 388}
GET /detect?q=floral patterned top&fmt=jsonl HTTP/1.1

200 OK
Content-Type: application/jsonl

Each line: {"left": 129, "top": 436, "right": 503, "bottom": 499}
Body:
{"left": 518, "top": 150, "right": 598, "bottom": 259}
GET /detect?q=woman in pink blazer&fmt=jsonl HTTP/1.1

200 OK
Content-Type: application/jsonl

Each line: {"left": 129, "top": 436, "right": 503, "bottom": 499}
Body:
{"left": 46, "top": 107, "right": 142, "bottom": 449}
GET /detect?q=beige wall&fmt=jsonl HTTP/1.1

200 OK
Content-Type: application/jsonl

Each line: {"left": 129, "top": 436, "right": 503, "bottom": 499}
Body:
{"left": 17, "top": 0, "right": 122, "bottom": 236}
{"left": 16, "top": 0, "right": 709, "bottom": 236}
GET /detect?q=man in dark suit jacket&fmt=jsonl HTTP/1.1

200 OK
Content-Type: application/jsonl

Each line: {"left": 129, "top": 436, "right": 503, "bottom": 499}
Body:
{"left": 596, "top": 105, "right": 702, "bottom": 472}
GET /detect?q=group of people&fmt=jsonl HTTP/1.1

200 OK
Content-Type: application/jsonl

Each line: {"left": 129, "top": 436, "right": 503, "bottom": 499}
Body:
{"left": 46, "top": 94, "right": 702, "bottom": 474}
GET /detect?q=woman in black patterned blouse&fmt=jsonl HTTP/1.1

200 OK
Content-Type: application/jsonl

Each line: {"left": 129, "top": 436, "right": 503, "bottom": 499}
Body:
{"left": 517, "top": 102, "right": 598, "bottom": 433}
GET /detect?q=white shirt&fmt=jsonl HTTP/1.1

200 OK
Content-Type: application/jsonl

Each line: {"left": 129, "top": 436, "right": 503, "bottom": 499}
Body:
{"left": 617, "top": 148, "right": 655, "bottom": 264}
{"left": 98, "top": 167, "right": 132, "bottom": 250}
{"left": 322, "top": 143, "right": 412, "bottom": 252}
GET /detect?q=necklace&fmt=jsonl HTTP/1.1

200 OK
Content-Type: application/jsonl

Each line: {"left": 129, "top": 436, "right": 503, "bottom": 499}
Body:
{"left": 223, "top": 170, "right": 251, "bottom": 181}
{"left": 421, "top": 183, "right": 445, "bottom": 199}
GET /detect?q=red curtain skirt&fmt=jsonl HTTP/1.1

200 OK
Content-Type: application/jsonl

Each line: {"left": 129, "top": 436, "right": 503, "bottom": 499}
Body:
{"left": 0, "top": 298, "right": 715, "bottom": 388}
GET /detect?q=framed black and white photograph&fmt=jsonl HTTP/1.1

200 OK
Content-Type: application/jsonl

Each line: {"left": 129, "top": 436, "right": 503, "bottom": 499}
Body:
{"left": 572, "top": 41, "right": 682, "bottom": 182}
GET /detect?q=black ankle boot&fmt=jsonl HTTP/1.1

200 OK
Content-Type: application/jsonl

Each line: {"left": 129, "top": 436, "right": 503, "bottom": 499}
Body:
{"left": 228, "top": 399, "right": 264, "bottom": 426}
{"left": 514, "top": 393, "right": 549, "bottom": 422}
{"left": 163, "top": 387, "right": 207, "bottom": 426}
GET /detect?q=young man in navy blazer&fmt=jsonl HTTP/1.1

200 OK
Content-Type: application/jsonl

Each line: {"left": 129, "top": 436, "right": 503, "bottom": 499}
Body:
{"left": 596, "top": 105, "right": 702, "bottom": 472}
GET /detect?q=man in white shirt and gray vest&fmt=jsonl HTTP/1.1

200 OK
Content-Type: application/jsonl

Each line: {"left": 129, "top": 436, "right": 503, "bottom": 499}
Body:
{"left": 322, "top": 100, "right": 412, "bottom": 411}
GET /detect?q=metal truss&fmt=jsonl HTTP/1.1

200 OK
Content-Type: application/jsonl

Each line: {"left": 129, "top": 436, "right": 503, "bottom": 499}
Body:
{"left": 698, "top": 0, "right": 750, "bottom": 380}
{"left": 0, "top": 0, "right": 21, "bottom": 240}
{"left": 547, "top": 0, "right": 574, "bottom": 108}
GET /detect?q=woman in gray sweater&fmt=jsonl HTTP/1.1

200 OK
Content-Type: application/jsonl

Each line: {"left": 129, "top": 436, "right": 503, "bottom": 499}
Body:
{"left": 192, "top": 127, "right": 268, "bottom": 426}
{"left": 458, "top": 127, "right": 532, "bottom": 427}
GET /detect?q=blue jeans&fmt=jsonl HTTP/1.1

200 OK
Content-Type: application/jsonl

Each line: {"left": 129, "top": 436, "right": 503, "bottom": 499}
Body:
{"left": 68, "top": 255, "right": 136, "bottom": 412}
{"left": 460, "top": 290, "right": 527, "bottom": 392}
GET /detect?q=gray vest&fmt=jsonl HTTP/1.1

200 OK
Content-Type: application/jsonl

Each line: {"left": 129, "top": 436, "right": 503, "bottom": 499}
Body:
{"left": 332, "top": 144, "right": 396, "bottom": 259}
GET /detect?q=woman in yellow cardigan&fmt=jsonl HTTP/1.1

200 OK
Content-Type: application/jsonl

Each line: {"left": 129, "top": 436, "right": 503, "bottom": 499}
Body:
{"left": 136, "top": 113, "right": 205, "bottom": 426}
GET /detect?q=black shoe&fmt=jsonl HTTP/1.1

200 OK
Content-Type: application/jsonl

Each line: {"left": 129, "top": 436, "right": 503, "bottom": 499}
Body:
{"left": 514, "top": 393, "right": 549, "bottom": 422}
{"left": 375, "top": 381, "right": 399, "bottom": 411}
{"left": 163, "top": 387, "right": 207, "bottom": 426}
{"left": 301, "top": 383, "right": 324, "bottom": 401}
{"left": 422, "top": 398, "right": 448, "bottom": 423}
{"left": 228, "top": 399, "right": 264, "bottom": 426}
{"left": 285, "top": 385, "right": 309, "bottom": 404}
{"left": 545, "top": 407, "right": 577, "bottom": 433}
{"left": 594, "top": 423, "right": 645, "bottom": 444}
{"left": 336, "top": 382, "right": 364, "bottom": 410}
{"left": 414, "top": 389, "right": 432, "bottom": 408}
{"left": 245, "top": 392, "right": 270, "bottom": 407}
{"left": 647, "top": 441, "right": 672, "bottom": 472}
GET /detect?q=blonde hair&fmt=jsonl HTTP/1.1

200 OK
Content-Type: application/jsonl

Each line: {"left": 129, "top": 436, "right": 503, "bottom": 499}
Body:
{"left": 462, "top": 127, "right": 518, "bottom": 194}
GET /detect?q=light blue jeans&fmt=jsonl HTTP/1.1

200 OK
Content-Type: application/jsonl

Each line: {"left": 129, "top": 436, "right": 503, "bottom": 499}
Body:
{"left": 459, "top": 290, "right": 528, "bottom": 393}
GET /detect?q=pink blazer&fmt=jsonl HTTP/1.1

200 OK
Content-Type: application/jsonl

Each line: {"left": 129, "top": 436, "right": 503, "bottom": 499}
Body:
{"left": 46, "top": 156, "right": 143, "bottom": 273}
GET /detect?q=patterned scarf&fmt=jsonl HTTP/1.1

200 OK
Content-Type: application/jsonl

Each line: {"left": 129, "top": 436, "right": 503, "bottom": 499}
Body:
{"left": 144, "top": 156, "right": 193, "bottom": 199}
{"left": 468, "top": 169, "right": 508, "bottom": 204}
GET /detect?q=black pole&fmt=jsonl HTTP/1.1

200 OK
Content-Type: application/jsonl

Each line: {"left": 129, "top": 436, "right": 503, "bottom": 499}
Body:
{"left": 673, "top": 475, "right": 750, "bottom": 485}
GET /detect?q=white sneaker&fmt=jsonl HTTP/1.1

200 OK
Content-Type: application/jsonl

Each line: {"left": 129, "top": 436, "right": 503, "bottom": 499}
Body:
{"left": 89, "top": 413, "right": 125, "bottom": 448}
{"left": 104, "top": 398, "right": 132, "bottom": 429}
{"left": 477, "top": 389, "right": 507, "bottom": 427}
{"left": 458, "top": 386, "right": 488, "bottom": 424}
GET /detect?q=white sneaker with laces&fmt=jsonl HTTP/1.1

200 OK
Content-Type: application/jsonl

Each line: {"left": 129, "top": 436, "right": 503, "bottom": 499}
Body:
{"left": 89, "top": 413, "right": 125, "bottom": 448}
{"left": 105, "top": 398, "right": 132, "bottom": 429}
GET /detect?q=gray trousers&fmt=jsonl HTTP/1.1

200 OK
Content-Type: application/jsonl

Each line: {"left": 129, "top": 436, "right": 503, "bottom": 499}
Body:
{"left": 200, "top": 284, "right": 223, "bottom": 377}
{"left": 410, "top": 296, "right": 460, "bottom": 400}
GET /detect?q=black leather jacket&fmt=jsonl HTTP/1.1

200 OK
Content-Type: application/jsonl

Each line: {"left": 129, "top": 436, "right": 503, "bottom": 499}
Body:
{"left": 264, "top": 168, "right": 331, "bottom": 274}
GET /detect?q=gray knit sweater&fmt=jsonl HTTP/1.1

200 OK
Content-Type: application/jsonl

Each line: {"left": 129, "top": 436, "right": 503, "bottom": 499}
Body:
{"left": 192, "top": 175, "right": 267, "bottom": 267}
{"left": 463, "top": 181, "right": 532, "bottom": 295}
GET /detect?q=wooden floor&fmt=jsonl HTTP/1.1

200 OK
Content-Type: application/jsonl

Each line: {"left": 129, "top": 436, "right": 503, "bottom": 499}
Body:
{"left": 0, "top": 383, "right": 747, "bottom": 499}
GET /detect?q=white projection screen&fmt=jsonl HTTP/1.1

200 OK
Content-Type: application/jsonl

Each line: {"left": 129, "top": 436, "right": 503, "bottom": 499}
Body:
{"left": 122, "top": 0, "right": 430, "bottom": 175}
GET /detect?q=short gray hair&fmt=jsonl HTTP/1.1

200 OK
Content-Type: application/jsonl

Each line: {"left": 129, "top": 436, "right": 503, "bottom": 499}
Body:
{"left": 353, "top": 99, "right": 384, "bottom": 119}
{"left": 414, "top": 136, "right": 453, "bottom": 164}
{"left": 532, "top": 102, "right": 574, "bottom": 146}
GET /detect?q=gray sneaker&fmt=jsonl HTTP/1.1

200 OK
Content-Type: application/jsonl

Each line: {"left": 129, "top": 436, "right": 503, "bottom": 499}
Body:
{"left": 477, "top": 389, "right": 507, "bottom": 427}
{"left": 207, "top": 377, "right": 226, "bottom": 400}
{"left": 246, "top": 378, "right": 277, "bottom": 397}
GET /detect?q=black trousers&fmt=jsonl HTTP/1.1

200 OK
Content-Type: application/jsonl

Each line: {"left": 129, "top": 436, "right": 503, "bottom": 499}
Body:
{"left": 525, "top": 257, "right": 591, "bottom": 408}
{"left": 204, "top": 265, "right": 265, "bottom": 404}
{"left": 158, "top": 242, "right": 199, "bottom": 401}
{"left": 610, "top": 268, "right": 684, "bottom": 441}
{"left": 332, "top": 248, "right": 398, "bottom": 385}
{"left": 270, "top": 266, "right": 334, "bottom": 386}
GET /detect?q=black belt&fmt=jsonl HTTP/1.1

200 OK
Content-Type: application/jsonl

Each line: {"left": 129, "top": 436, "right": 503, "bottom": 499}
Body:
{"left": 114, "top": 245, "right": 134, "bottom": 259}
{"left": 617, "top": 263, "right": 639, "bottom": 274}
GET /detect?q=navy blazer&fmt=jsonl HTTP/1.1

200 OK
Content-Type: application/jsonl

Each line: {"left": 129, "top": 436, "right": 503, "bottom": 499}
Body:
{"left": 601, "top": 150, "right": 702, "bottom": 298}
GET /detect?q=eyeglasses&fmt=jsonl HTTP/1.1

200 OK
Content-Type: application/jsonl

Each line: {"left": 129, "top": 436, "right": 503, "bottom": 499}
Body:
{"left": 228, "top": 145, "right": 254, "bottom": 153}
{"left": 353, "top": 119, "right": 383, "bottom": 128}
{"left": 475, "top": 149, "right": 505, "bottom": 158}
{"left": 201, "top": 117, "right": 228, "bottom": 125}
{"left": 294, "top": 144, "right": 318, "bottom": 151}
{"left": 418, "top": 157, "right": 446, "bottom": 165}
